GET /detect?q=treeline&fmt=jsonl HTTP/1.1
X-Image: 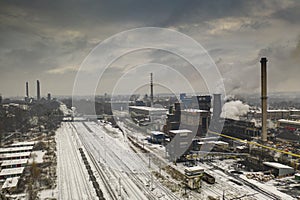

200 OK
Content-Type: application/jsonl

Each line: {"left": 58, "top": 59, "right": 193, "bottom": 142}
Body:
{"left": 0, "top": 100, "right": 63, "bottom": 145}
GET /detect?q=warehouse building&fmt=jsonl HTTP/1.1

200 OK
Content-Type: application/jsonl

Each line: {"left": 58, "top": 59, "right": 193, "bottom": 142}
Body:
{"left": 129, "top": 106, "right": 167, "bottom": 118}
{"left": 191, "top": 140, "right": 229, "bottom": 151}
{"left": 129, "top": 106, "right": 167, "bottom": 128}
{"left": 263, "top": 162, "right": 294, "bottom": 177}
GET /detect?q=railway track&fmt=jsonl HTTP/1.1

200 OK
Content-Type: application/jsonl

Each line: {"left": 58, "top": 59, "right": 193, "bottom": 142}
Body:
{"left": 77, "top": 124, "right": 152, "bottom": 199}
{"left": 57, "top": 123, "right": 95, "bottom": 200}
{"left": 209, "top": 162, "right": 282, "bottom": 200}
{"left": 71, "top": 122, "right": 118, "bottom": 200}
{"left": 67, "top": 123, "right": 95, "bottom": 199}
{"left": 89, "top": 122, "right": 181, "bottom": 200}
{"left": 87, "top": 150, "right": 119, "bottom": 200}
{"left": 77, "top": 121, "right": 181, "bottom": 200}
{"left": 126, "top": 140, "right": 180, "bottom": 200}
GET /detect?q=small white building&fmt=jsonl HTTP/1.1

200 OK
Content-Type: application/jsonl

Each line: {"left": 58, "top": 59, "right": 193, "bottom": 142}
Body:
{"left": 166, "top": 130, "right": 194, "bottom": 161}
{"left": 263, "top": 162, "right": 294, "bottom": 177}
{"left": 0, "top": 167, "right": 24, "bottom": 179}
{"left": 295, "top": 173, "right": 300, "bottom": 182}
{"left": 0, "top": 146, "right": 33, "bottom": 154}
{"left": 1, "top": 176, "right": 20, "bottom": 192}
{"left": 129, "top": 106, "right": 167, "bottom": 121}
{"left": 1, "top": 159, "right": 28, "bottom": 169}
{"left": 0, "top": 152, "right": 31, "bottom": 161}
{"left": 9, "top": 141, "right": 35, "bottom": 147}
{"left": 184, "top": 166, "right": 204, "bottom": 189}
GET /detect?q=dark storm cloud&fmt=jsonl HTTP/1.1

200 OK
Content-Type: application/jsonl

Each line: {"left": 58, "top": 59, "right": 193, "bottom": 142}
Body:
{"left": 0, "top": 0, "right": 300, "bottom": 96}
{"left": 272, "top": 5, "right": 300, "bottom": 24}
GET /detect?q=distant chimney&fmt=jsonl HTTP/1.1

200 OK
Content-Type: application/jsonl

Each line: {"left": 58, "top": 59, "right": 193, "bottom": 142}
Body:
{"left": 47, "top": 93, "right": 51, "bottom": 101}
{"left": 26, "top": 82, "right": 29, "bottom": 97}
{"left": 150, "top": 73, "right": 153, "bottom": 106}
{"left": 37, "top": 80, "right": 40, "bottom": 100}
{"left": 261, "top": 57, "right": 268, "bottom": 142}
{"left": 213, "top": 94, "right": 222, "bottom": 120}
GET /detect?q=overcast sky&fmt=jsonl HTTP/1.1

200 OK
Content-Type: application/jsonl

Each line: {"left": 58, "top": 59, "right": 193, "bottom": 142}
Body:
{"left": 0, "top": 0, "right": 300, "bottom": 97}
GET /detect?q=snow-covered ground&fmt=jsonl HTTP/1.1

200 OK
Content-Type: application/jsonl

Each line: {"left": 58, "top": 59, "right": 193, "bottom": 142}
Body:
{"left": 28, "top": 150, "right": 45, "bottom": 164}
{"left": 55, "top": 122, "right": 97, "bottom": 200}
{"left": 74, "top": 121, "right": 179, "bottom": 200}
{"left": 118, "top": 120, "right": 297, "bottom": 200}
{"left": 50, "top": 120, "right": 296, "bottom": 200}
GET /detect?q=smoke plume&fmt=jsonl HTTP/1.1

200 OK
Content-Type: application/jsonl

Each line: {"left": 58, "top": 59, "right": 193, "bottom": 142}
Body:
{"left": 221, "top": 100, "right": 250, "bottom": 120}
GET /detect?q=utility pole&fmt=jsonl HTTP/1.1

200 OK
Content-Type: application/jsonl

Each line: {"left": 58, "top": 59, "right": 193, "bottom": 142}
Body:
{"left": 148, "top": 153, "right": 151, "bottom": 169}
{"left": 150, "top": 173, "right": 153, "bottom": 191}
{"left": 104, "top": 133, "right": 107, "bottom": 163}
{"left": 118, "top": 177, "right": 121, "bottom": 197}
{"left": 150, "top": 73, "right": 154, "bottom": 107}
{"left": 159, "top": 161, "right": 161, "bottom": 175}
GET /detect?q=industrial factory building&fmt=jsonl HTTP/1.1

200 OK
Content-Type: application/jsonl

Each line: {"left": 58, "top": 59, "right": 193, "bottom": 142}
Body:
{"left": 164, "top": 99, "right": 212, "bottom": 137}
{"left": 276, "top": 119, "right": 300, "bottom": 141}
{"left": 248, "top": 109, "right": 300, "bottom": 121}
{"left": 165, "top": 103, "right": 181, "bottom": 131}
{"left": 180, "top": 109, "right": 210, "bottom": 136}
{"left": 263, "top": 162, "right": 294, "bottom": 177}
{"left": 248, "top": 110, "right": 290, "bottom": 120}
{"left": 180, "top": 94, "right": 212, "bottom": 110}
{"left": 166, "top": 129, "right": 194, "bottom": 162}
{"left": 277, "top": 119, "right": 300, "bottom": 130}
{"left": 222, "top": 118, "right": 260, "bottom": 140}
{"left": 129, "top": 106, "right": 167, "bottom": 121}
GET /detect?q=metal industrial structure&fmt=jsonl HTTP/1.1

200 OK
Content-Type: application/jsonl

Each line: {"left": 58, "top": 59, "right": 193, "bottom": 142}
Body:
{"left": 213, "top": 94, "right": 222, "bottom": 120}
{"left": 47, "top": 93, "right": 51, "bottom": 101}
{"left": 261, "top": 57, "right": 268, "bottom": 142}
{"left": 150, "top": 73, "right": 153, "bottom": 106}
{"left": 25, "top": 82, "right": 29, "bottom": 98}
{"left": 37, "top": 80, "right": 41, "bottom": 101}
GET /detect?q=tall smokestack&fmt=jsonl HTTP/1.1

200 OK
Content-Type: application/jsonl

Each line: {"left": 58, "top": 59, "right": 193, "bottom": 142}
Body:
{"left": 213, "top": 94, "right": 222, "bottom": 120}
{"left": 26, "top": 82, "right": 29, "bottom": 97}
{"left": 150, "top": 73, "right": 153, "bottom": 106}
{"left": 261, "top": 57, "right": 268, "bottom": 142}
{"left": 37, "top": 80, "right": 40, "bottom": 100}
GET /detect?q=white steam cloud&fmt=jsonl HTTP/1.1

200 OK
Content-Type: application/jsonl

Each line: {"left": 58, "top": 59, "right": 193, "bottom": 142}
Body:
{"left": 221, "top": 100, "right": 250, "bottom": 120}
